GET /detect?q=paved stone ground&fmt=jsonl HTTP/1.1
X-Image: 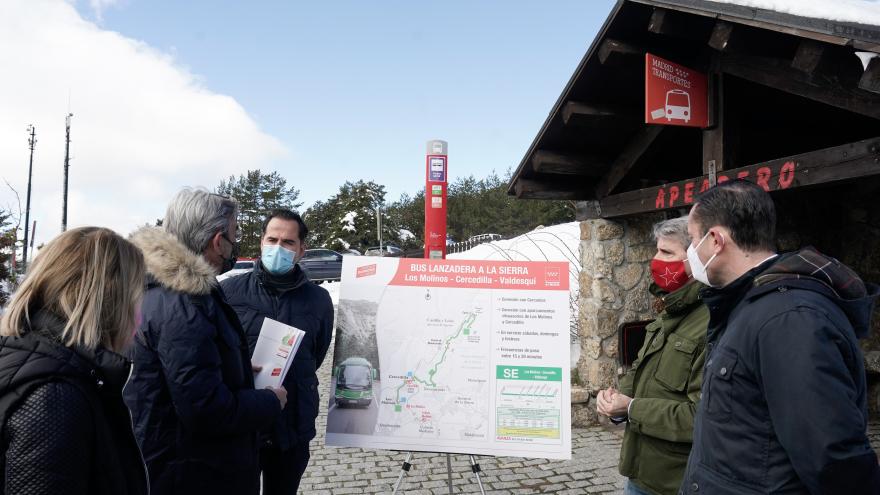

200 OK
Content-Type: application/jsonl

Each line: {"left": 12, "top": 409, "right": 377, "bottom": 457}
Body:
{"left": 867, "top": 422, "right": 880, "bottom": 453}
{"left": 300, "top": 336, "right": 880, "bottom": 494}
{"left": 299, "top": 339, "right": 627, "bottom": 494}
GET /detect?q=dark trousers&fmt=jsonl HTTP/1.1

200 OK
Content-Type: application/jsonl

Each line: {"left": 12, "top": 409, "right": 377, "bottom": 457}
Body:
{"left": 260, "top": 442, "right": 311, "bottom": 495}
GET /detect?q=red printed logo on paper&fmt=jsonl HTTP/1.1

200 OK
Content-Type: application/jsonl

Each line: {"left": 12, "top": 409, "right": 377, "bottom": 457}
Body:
{"left": 645, "top": 53, "right": 708, "bottom": 128}
{"left": 545, "top": 267, "right": 562, "bottom": 288}
{"left": 271, "top": 368, "right": 282, "bottom": 377}
{"left": 357, "top": 264, "right": 377, "bottom": 278}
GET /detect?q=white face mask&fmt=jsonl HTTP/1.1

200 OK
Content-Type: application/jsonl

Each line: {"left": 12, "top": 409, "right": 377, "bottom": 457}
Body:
{"left": 687, "top": 231, "right": 719, "bottom": 287}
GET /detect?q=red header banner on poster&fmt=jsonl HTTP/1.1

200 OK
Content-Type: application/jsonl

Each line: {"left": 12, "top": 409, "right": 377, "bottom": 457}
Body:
{"left": 388, "top": 259, "right": 570, "bottom": 291}
{"left": 645, "top": 53, "right": 708, "bottom": 128}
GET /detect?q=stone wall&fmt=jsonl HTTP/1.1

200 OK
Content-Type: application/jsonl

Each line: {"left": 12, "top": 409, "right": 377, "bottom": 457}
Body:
{"left": 574, "top": 213, "right": 665, "bottom": 424}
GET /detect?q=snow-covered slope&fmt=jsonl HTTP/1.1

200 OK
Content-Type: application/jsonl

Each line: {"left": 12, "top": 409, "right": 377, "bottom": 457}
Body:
{"left": 449, "top": 222, "right": 582, "bottom": 354}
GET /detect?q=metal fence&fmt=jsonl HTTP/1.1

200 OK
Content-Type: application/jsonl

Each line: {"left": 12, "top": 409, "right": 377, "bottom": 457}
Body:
{"left": 446, "top": 234, "right": 503, "bottom": 254}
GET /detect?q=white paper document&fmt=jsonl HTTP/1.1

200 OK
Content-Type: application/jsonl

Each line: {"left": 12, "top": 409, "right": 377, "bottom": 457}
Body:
{"left": 251, "top": 317, "right": 305, "bottom": 390}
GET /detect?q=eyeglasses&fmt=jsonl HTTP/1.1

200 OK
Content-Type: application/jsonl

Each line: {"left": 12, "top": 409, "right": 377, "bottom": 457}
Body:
{"left": 222, "top": 226, "right": 241, "bottom": 245}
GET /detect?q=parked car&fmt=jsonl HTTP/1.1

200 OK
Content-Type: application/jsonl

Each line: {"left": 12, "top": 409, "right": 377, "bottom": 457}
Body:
{"left": 364, "top": 244, "right": 403, "bottom": 257}
{"left": 342, "top": 248, "right": 362, "bottom": 256}
{"left": 216, "top": 258, "right": 255, "bottom": 282}
{"left": 299, "top": 249, "right": 343, "bottom": 283}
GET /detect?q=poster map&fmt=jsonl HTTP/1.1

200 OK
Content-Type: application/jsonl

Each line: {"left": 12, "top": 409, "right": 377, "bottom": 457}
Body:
{"left": 325, "top": 257, "right": 571, "bottom": 459}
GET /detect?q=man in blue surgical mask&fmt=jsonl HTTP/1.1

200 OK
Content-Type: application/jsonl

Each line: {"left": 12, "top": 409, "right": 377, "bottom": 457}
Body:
{"left": 220, "top": 209, "right": 334, "bottom": 495}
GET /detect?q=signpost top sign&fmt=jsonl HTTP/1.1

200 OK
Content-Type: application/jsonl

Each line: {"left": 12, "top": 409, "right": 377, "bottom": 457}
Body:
{"left": 645, "top": 53, "right": 708, "bottom": 128}
{"left": 427, "top": 140, "right": 448, "bottom": 155}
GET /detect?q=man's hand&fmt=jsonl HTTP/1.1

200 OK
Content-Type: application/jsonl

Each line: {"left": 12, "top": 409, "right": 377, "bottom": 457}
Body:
{"left": 596, "top": 388, "right": 632, "bottom": 418}
{"left": 252, "top": 364, "right": 262, "bottom": 373}
{"left": 268, "top": 386, "right": 287, "bottom": 410}
{"left": 596, "top": 387, "right": 616, "bottom": 417}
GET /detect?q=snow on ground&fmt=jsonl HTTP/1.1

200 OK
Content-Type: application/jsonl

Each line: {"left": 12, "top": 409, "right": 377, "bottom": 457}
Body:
{"left": 320, "top": 280, "right": 342, "bottom": 308}
{"left": 447, "top": 221, "right": 581, "bottom": 290}
{"left": 716, "top": 0, "right": 880, "bottom": 27}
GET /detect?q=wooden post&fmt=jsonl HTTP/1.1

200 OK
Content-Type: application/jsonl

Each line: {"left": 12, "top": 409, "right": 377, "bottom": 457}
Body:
{"left": 702, "top": 57, "right": 724, "bottom": 175}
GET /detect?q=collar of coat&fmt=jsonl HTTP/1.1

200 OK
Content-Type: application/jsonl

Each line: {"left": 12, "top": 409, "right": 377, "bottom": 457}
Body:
{"left": 129, "top": 226, "right": 217, "bottom": 296}
{"left": 649, "top": 279, "right": 705, "bottom": 316}
{"left": 255, "top": 258, "right": 307, "bottom": 294}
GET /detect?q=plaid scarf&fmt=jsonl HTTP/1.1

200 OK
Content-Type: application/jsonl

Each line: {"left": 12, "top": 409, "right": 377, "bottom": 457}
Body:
{"left": 753, "top": 246, "right": 867, "bottom": 301}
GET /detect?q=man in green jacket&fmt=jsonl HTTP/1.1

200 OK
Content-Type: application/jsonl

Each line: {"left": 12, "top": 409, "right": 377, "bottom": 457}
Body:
{"left": 597, "top": 217, "right": 709, "bottom": 495}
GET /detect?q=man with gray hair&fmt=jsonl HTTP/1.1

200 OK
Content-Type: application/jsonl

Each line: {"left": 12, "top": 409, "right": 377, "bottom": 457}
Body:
{"left": 125, "top": 188, "right": 287, "bottom": 495}
{"left": 597, "top": 215, "right": 709, "bottom": 495}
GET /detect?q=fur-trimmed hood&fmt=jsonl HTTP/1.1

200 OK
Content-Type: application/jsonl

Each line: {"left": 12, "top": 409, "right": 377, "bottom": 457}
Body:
{"left": 129, "top": 226, "right": 217, "bottom": 295}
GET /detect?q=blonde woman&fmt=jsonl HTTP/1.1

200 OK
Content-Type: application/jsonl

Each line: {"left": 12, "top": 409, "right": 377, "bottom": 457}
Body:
{"left": 0, "top": 227, "right": 148, "bottom": 495}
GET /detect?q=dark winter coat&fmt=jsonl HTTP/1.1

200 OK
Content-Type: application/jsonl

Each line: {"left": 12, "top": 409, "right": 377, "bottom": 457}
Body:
{"left": 618, "top": 280, "right": 709, "bottom": 495}
{"left": 124, "top": 227, "right": 281, "bottom": 495}
{"left": 681, "top": 248, "right": 880, "bottom": 495}
{"left": 221, "top": 260, "right": 334, "bottom": 450}
{"left": 0, "top": 312, "right": 148, "bottom": 495}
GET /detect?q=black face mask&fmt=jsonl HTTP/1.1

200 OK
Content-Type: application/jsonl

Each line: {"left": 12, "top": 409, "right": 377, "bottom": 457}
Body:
{"left": 219, "top": 234, "right": 239, "bottom": 274}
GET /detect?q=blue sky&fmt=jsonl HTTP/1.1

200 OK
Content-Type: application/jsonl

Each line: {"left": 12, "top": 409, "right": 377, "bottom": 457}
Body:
{"left": 0, "top": 0, "right": 614, "bottom": 250}
{"left": 79, "top": 0, "right": 615, "bottom": 208}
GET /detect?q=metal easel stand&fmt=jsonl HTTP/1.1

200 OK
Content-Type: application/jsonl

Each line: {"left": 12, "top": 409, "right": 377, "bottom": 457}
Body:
{"left": 391, "top": 452, "right": 486, "bottom": 495}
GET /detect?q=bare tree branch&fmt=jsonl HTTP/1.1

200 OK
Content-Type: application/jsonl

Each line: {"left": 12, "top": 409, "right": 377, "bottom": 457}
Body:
{"left": 2, "top": 178, "right": 23, "bottom": 230}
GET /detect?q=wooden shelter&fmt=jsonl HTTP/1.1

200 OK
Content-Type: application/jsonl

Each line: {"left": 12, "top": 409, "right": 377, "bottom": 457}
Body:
{"left": 509, "top": 0, "right": 880, "bottom": 216}
{"left": 507, "top": 0, "right": 880, "bottom": 423}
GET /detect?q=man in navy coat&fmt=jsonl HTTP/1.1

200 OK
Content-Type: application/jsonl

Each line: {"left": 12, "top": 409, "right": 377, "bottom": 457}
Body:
{"left": 222, "top": 209, "right": 334, "bottom": 495}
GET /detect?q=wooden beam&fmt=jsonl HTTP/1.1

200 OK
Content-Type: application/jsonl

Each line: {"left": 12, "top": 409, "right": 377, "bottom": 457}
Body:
{"left": 720, "top": 52, "right": 880, "bottom": 120}
{"left": 531, "top": 150, "right": 606, "bottom": 177}
{"left": 708, "top": 21, "right": 735, "bottom": 52}
{"left": 791, "top": 40, "right": 826, "bottom": 74}
{"left": 575, "top": 201, "right": 601, "bottom": 220}
{"left": 647, "top": 7, "right": 705, "bottom": 41}
{"left": 859, "top": 57, "right": 880, "bottom": 95}
{"left": 628, "top": 0, "right": 850, "bottom": 47}
{"left": 703, "top": 64, "right": 725, "bottom": 173}
{"left": 598, "top": 136, "right": 880, "bottom": 218}
{"left": 647, "top": 8, "right": 670, "bottom": 35}
{"left": 854, "top": 41, "right": 880, "bottom": 52}
{"left": 598, "top": 38, "right": 643, "bottom": 65}
{"left": 561, "top": 101, "right": 635, "bottom": 125}
{"left": 594, "top": 126, "right": 664, "bottom": 199}
{"left": 514, "top": 179, "right": 589, "bottom": 200}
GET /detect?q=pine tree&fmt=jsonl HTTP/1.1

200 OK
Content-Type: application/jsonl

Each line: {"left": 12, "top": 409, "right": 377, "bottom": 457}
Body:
{"left": 304, "top": 180, "right": 396, "bottom": 253}
{"left": 0, "top": 209, "right": 17, "bottom": 306}
{"left": 385, "top": 189, "right": 424, "bottom": 250}
{"left": 383, "top": 169, "right": 574, "bottom": 248}
{"left": 216, "top": 170, "right": 302, "bottom": 257}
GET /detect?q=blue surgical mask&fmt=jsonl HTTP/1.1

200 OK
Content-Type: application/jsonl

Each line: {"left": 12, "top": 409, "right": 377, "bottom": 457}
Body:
{"left": 261, "top": 244, "right": 296, "bottom": 275}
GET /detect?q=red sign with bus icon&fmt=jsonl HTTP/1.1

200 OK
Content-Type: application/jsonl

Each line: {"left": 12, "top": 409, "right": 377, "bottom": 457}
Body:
{"left": 645, "top": 53, "right": 708, "bottom": 128}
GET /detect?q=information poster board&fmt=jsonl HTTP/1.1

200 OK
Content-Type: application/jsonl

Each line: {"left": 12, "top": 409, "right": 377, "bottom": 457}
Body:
{"left": 326, "top": 257, "right": 572, "bottom": 460}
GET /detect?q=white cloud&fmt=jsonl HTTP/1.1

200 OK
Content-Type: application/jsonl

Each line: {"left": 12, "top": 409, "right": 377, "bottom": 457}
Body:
{"left": 0, "top": 0, "right": 287, "bottom": 253}
{"left": 87, "top": 0, "right": 121, "bottom": 22}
